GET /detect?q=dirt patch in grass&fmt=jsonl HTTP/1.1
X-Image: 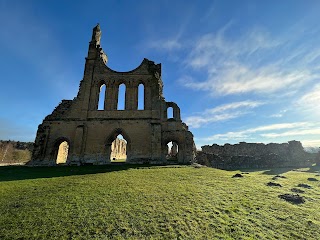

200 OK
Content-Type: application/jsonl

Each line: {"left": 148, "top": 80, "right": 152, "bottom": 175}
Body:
{"left": 267, "top": 182, "right": 282, "bottom": 187}
{"left": 279, "top": 194, "right": 305, "bottom": 204}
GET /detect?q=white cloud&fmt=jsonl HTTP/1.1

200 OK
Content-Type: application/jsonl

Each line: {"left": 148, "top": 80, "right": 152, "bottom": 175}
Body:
{"left": 302, "top": 139, "right": 320, "bottom": 147}
{"left": 185, "top": 100, "right": 264, "bottom": 128}
{"left": 297, "top": 84, "right": 320, "bottom": 113}
{"left": 181, "top": 25, "right": 320, "bottom": 96}
{"left": 270, "top": 109, "right": 287, "bottom": 118}
{"left": 249, "top": 122, "right": 313, "bottom": 132}
{"left": 147, "top": 38, "right": 182, "bottom": 51}
{"left": 261, "top": 128, "right": 320, "bottom": 138}
{"left": 205, "top": 100, "right": 263, "bottom": 114}
{"left": 270, "top": 114, "right": 283, "bottom": 118}
{"left": 203, "top": 122, "right": 316, "bottom": 141}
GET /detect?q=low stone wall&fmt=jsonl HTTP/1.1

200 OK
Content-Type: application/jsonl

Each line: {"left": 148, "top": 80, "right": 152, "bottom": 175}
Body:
{"left": 197, "top": 141, "right": 316, "bottom": 169}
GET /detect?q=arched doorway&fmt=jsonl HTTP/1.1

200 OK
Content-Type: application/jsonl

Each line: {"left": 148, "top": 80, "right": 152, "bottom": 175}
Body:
{"left": 55, "top": 140, "right": 69, "bottom": 164}
{"left": 110, "top": 134, "right": 127, "bottom": 162}
{"left": 106, "top": 129, "right": 130, "bottom": 163}
{"left": 166, "top": 141, "right": 179, "bottom": 162}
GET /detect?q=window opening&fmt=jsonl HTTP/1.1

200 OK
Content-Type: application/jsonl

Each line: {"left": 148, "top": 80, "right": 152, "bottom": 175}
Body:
{"left": 118, "top": 84, "right": 126, "bottom": 110}
{"left": 138, "top": 84, "right": 144, "bottom": 110}
{"left": 98, "top": 84, "right": 106, "bottom": 110}
{"left": 167, "top": 107, "right": 174, "bottom": 118}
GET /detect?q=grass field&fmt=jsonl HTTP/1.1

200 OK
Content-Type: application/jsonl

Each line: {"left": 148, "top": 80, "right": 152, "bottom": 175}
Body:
{"left": 0, "top": 164, "right": 319, "bottom": 239}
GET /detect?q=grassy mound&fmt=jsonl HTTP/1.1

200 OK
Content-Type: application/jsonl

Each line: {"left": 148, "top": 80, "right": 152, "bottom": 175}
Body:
{"left": 0, "top": 165, "right": 319, "bottom": 239}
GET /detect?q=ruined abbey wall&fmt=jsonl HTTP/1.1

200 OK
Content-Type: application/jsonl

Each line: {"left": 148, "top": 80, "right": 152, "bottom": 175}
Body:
{"left": 29, "top": 25, "right": 195, "bottom": 166}
{"left": 197, "top": 141, "right": 315, "bottom": 169}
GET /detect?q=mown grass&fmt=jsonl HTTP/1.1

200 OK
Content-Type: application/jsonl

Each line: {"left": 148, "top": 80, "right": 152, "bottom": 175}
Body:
{"left": 0, "top": 165, "right": 319, "bottom": 239}
{"left": 110, "top": 159, "right": 126, "bottom": 163}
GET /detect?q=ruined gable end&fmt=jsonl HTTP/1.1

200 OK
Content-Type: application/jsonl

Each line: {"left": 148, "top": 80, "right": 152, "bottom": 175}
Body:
{"left": 29, "top": 24, "right": 195, "bottom": 166}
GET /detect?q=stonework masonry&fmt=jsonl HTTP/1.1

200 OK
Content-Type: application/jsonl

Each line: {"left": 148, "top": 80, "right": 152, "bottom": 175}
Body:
{"left": 197, "top": 141, "right": 316, "bottom": 169}
{"left": 29, "top": 24, "right": 196, "bottom": 166}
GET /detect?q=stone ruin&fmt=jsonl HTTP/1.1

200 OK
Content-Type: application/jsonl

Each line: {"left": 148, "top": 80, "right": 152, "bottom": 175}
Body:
{"left": 110, "top": 139, "right": 126, "bottom": 161}
{"left": 29, "top": 24, "right": 196, "bottom": 166}
{"left": 197, "top": 140, "right": 315, "bottom": 169}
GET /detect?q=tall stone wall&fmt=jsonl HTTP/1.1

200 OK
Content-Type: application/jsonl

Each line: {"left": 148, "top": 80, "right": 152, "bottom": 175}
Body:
{"left": 29, "top": 24, "right": 196, "bottom": 166}
{"left": 197, "top": 141, "right": 316, "bottom": 169}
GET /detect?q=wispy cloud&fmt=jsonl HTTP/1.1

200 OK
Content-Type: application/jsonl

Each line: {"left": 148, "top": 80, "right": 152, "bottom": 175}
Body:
{"left": 180, "top": 24, "right": 320, "bottom": 96}
{"left": 261, "top": 128, "right": 320, "bottom": 138}
{"left": 147, "top": 38, "right": 182, "bottom": 51}
{"left": 203, "top": 122, "right": 316, "bottom": 141}
{"left": 270, "top": 109, "right": 287, "bottom": 118}
{"left": 297, "top": 84, "right": 320, "bottom": 113}
{"left": 185, "top": 100, "right": 264, "bottom": 128}
{"left": 302, "top": 139, "right": 320, "bottom": 147}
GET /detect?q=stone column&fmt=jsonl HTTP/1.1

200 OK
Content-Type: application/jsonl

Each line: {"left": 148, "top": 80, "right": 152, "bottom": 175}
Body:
{"left": 151, "top": 123, "right": 162, "bottom": 162}
{"left": 106, "top": 80, "right": 118, "bottom": 110}
{"left": 145, "top": 84, "right": 152, "bottom": 110}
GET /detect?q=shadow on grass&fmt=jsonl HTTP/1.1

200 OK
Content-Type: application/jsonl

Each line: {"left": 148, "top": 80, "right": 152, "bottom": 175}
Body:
{"left": 0, "top": 164, "right": 173, "bottom": 182}
{"left": 224, "top": 165, "right": 320, "bottom": 175}
{"left": 261, "top": 167, "right": 297, "bottom": 175}
{"left": 224, "top": 167, "right": 294, "bottom": 174}
{"left": 306, "top": 164, "right": 320, "bottom": 173}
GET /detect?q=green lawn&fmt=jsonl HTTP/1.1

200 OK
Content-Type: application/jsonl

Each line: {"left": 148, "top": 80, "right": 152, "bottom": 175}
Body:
{"left": 110, "top": 159, "right": 126, "bottom": 163}
{"left": 0, "top": 165, "right": 319, "bottom": 239}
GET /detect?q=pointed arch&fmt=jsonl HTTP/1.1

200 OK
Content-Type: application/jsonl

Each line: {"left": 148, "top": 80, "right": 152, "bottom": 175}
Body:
{"left": 162, "top": 136, "right": 184, "bottom": 163}
{"left": 106, "top": 128, "right": 131, "bottom": 162}
{"left": 52, "top": 137, "right": 71, "bottom": 164}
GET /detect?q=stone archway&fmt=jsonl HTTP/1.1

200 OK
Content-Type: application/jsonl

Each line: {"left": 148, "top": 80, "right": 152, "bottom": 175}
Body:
{"left": 166, "top": 141, "right": 179, "bottom": 161}
{"left": 105, "top": 128, "right": 131, "bottom": 163}
{"left": 162, "top": 138, "right": 184, "bottom": 163}
{"left": 52, "top": 138, "right": 71, "bottom": 165}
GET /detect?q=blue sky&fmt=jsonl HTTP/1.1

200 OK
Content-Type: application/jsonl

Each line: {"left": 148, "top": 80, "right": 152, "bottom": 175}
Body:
{"left": 0, "top": 0, "right": 320, "bottom": 148}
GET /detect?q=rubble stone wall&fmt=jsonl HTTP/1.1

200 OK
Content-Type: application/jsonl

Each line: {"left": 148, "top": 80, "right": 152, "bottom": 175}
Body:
{"left": 197, "top": 141, "right": 316, "bottom": 169}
